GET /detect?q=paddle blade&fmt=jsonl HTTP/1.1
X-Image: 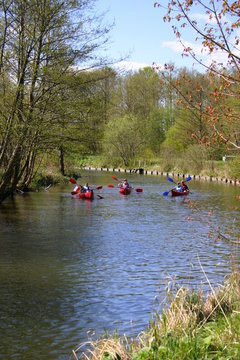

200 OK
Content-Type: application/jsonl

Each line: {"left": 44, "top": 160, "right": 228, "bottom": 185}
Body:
{"left": 136, "top": 188, "right": 143, "bottom": 192}
{"left": 70, "top": 178, "right": 77, "bottom": 184}
{"left": 107, "top": 184, "right": 114, "bottom": 188}
{"left": 96, "top": 186, "right": 103, "bottom": 190}
{"left": 71, "top": 186, "right": 80, "bottom": 195}
{"left": 97, "top": 194, "right": 104, "bottom": 199}
{"left": 186, "top": 176, "right": 192, "bottom": 182}
{"left": 168, "top": 177, "right": 174, "bottom": 183}
{"left": 111, "top": 176, "right": 118, "bottom": 181}
{"left": 163, "top": 191, "right": 169, "bottom": 196}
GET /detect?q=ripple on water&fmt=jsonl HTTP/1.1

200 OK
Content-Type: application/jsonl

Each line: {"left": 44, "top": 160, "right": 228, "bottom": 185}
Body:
{"left": 0, "top": 172, "right": 239, "bottom": 359}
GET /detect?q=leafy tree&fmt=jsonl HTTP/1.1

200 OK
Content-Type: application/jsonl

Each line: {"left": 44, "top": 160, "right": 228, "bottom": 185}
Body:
{"left": 145, "top": 109, "right": 166, "bottom": 154}
{"left": 159, "top": 67, "right": 226, "bottom": 160}
{"left": 162, "top": 123, "right": 187, "bottom": 153}
{"left": 106, "top": 67, "right": 173, "bottom": 158}
{"left": 103, "top": 114, "right": 145, "bottom": 166}
{"left": 124, "top": 67, "right": 162, "bottom": 119}
{"left": 154, "top": 0, "right": 240, "bottom": 153}
{"left": 51, "top": 67, "right": 117, "bottom": 175}
{"left": 0, "top": 0, "right": 110, "bottom": 202}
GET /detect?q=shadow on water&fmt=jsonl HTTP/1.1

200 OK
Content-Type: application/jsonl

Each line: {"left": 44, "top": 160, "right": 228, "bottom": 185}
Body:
{"left": 0, "top": 170, "right": 239, "bottom": 359}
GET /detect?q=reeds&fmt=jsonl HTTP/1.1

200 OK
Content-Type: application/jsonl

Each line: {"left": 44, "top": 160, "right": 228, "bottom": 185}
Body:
{"left": 72, "top": 271, "right": 240, "bottom": 359}
{"left": 72, "top": 335, "right": 132, "bottom": 360}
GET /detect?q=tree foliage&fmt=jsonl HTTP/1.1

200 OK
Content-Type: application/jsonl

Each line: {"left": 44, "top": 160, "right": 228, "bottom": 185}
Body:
{"left": 0, "top": 0, "right": 110, "bottom": 202}
{"left": 103, "top": 114, "right": 145, "bottom": 166}
{"left": 154, "top": 0, "right": 240, "bottom": 152}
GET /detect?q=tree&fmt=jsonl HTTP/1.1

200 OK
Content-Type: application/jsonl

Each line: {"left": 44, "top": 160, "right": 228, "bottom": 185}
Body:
{"left": 145, "top": 109, "right": 166, "bottom": 154}
{"left": 52, "top": 67, "right": 117, "bottom": 175}
{"left": 105, "top": 67, "right": 170, "bottom": 157}
{"left": 167, "top": 68, "right": 212, "bottom": 144}
{"left": 103, "top": 114, "right": 145, "bottom": 166}
{"left": 124, "top": 67, "right": 162, "bottom": 119}
{"left": 0, "top": 0, "right": 110, "bottom": 202}
{"left": 154, "top": 0, "right": 240, "bottom": 152}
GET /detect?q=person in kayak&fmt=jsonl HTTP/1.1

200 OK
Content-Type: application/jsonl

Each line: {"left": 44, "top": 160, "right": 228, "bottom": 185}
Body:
{"left": 181, "top": 181, "right": 189, "bottom": 191}
{"left": 174, "top": 182, "right": 183, "bottom": 191}
{"left": 82, "top": 183, "right": 91, "bottom": 192}
{"left": 119, "top": 178, "right": 130, "bottom": 189}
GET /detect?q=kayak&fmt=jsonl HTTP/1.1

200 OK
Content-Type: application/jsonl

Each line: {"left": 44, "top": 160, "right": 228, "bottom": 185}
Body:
{"left": 77, "top": 190, "right": 94, "bottom": 200}
{"left": 171, "top": 189, "right": 189, "bottom": 197}
{"left": 119, "top": 187, "right": 132, "bottom": 195}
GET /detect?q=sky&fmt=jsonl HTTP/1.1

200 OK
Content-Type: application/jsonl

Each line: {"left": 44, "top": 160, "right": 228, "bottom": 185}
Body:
{"left": 93, "top": 0, "right": 229, "bottom": 70}
{"left": 94, "top": 0, "right": 203, "bottom": 72}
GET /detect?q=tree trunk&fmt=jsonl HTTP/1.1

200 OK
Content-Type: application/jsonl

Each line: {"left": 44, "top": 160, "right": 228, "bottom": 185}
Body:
{"left": 59, "top": 146, "right": 65, "bottom": 176}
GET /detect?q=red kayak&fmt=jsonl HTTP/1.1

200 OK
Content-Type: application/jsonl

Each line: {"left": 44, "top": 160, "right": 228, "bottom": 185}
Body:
{"left": 119, "top": 187, "right": 132, "bottom": 195}
{"left": 171, "top": 189, "right": 189, "bottom": 197}
{"left": 77, "top": 190, "right": 94, "bottom": 200}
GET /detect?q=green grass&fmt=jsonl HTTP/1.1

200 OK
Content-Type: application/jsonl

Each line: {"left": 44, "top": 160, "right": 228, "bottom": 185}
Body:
{"left": 132, "top": 313, "right": 240, "bottom": 359}
{"left": 74, "top": 272, "right": 240, "bottom": 360}
{"left": 76, "top": 155, "right": 240, "bottom": 180}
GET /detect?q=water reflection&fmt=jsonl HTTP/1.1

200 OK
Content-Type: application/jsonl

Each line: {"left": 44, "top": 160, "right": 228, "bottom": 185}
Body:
{"left": 0, "top": 171, "right": 239, "bottom": 359}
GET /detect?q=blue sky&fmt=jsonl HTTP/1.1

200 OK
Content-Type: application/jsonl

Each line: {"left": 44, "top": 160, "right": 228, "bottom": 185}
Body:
{"left": 95, "top": 0, "right": 201, "bottom": 72}
{"left": 94, "top": 0, "right": 231, "bottom": 73}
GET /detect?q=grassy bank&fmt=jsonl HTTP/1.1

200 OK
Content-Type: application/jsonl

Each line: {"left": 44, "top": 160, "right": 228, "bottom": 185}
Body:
{"left": 26, "top": 153, "right": 240, "bottom": 193}
{"left": 73, "top": 271, "right": 240, "bottom": 360}
{"left": 74, "top": 155, "right": 240, "bottom": 180}
{"left": 24, "top": 164, "right": 81, "bottom": 192}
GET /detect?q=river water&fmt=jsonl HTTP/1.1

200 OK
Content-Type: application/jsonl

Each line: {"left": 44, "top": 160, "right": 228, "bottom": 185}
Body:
{"left": 0, "top": 170, "right": 239, "bottom": 359}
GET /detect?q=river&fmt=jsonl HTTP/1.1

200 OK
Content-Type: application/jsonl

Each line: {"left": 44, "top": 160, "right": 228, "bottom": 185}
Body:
{"left": 0, "top": 170, "right": 239, "bottom": 359}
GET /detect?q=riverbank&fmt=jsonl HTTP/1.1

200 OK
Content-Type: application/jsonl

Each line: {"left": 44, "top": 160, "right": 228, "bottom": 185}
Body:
{"left": 73, "top": 271, "right": 240, "bottom": 360}
{"left": 82, "top": 166, "right": 240, "bottom": 187}
{"left": 73, "top": 154, "right": 240, "bottom": 185}
{"left": 28, "top": 155, "right": 240, "bottom": 192}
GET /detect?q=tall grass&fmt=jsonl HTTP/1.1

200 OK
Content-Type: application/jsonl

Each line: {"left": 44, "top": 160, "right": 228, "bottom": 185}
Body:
{"left": 78, "top": 154, "right": 240, "bottom": 180}
{"left": 72, "top": 271, "right": 240, "bottom": 360}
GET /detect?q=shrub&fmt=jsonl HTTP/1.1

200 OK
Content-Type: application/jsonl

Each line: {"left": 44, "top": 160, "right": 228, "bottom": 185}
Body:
{"left": 229, "top": 155, "right": 240, "bottom": 179}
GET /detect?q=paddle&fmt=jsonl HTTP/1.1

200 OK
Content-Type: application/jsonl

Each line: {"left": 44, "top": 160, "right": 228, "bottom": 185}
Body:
{"left": 168, "top": 176, "right": 192, "bottom": 184}
{"left": 108, "top": 183, "right": 143, "bottom": 193}
{"left": 111, "top": 175, "right": 143, "bottom": 192}
{"left": 70, "top": 178, "right": 102, "bottom": 195}
{"left": 97, "top": 194, "right": 104, "bottom": 199}
{"left": 168, "top": 177, "right": 177, "bottom": 185}
{"left": 70, "top": 178, "right": 82, "bottom": 195}
{"left": 70, "top": 178, "right": 78, "bottom": 184}
{"left": 71, "top": 186, "right": 81, "bottom": 195}
{"left": 163, "top": 190, "right": 173, "bottom": 196}
{"left": 92, "top": 186, "right": 103, "bottom": 190}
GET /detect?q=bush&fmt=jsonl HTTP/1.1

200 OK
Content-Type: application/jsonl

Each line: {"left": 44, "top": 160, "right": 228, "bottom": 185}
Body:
{"left": 182, "top": 145, "right": 208, "bottom": 173}
{"left": 229, "top": 155, "right": 240, "bottom": 179}
{"left": 31, "top": 173, "right": 65, "bottom": 190}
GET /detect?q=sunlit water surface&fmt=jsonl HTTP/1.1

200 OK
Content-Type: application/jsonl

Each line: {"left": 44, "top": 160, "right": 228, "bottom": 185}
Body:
{"left": 0, "top": 171, "right": 239, "bottom": 359}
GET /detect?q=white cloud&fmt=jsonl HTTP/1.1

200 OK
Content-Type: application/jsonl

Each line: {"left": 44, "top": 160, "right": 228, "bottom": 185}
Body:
{"left": 113, "top": 60, "right": 150, "bottom": 72}
{"left": 162, "top": 39, "right": 230, "bottom": 68}
{"left": 192, "top": 12, "right": 217, "bottom": 24}
{"left": 162, "top": 41, "right": 185, "bottom": 53}
{"left": 162, "top": 40, "right": 204, "bottom": 56}
{"left": 161, "top": 9, "right": 239, "bottom": 68}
